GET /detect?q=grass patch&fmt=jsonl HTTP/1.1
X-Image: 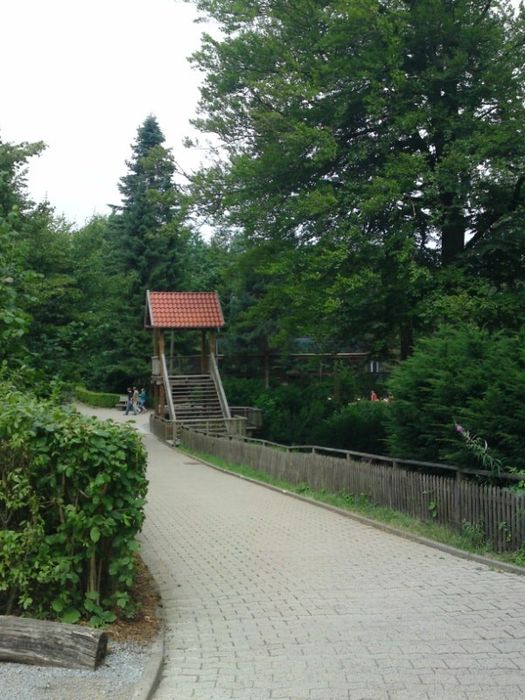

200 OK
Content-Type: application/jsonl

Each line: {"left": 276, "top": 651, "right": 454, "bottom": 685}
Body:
{"left": 179, "top": 446, "right": 525, "bottom": 569}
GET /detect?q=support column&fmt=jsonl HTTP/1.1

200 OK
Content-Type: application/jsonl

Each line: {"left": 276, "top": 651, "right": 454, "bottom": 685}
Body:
{"left": 201, "top": 330, "right": 208, "bottom": 373}
{"left": 209, "top": 330, "right": 217, "bottom": 357}
{"left": 159, "top": 383, "right": 165, "bottom": 418}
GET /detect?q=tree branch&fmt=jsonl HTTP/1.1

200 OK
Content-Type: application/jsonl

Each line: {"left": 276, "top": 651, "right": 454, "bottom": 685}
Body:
{"left": 466, "top": 173, "right": 524, "bottom": 249}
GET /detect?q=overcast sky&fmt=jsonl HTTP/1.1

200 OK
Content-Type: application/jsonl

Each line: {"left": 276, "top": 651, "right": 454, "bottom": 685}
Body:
{"left": 2, "top": 1, "right": 521, "bottom": 228}
{"left": 1, "top": 0, "right": 212, "bottom": 226}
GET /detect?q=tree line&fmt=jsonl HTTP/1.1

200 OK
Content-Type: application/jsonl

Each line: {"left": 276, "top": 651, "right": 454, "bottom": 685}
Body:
{"left": 1, "top": 0, "right": 524, "bottom": 471}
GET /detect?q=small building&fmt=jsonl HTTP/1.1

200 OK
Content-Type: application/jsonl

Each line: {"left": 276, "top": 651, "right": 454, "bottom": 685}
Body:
{"left": 144, "top": 290, "right": 249, "bottom": 441}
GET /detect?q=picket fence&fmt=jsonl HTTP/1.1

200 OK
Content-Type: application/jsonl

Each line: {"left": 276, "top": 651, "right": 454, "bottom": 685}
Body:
{"left": 180, "top": 429, "right": 525, "bottom": 553}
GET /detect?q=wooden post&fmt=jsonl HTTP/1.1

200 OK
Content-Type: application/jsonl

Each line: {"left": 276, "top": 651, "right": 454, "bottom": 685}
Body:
{"left": 201, "top": 330, "right": 207, "bottom": 373}
{"left": 454, "top": 470, "right": 464, "bottom": 527}
{"left": 209, "top": 330, "right": 217, "bottom": 357}
{"left": 169, "top": 330, "right": 174, "bottom": 373}
{"left": 159, "top": 382, "right": 165, "bottom": 418}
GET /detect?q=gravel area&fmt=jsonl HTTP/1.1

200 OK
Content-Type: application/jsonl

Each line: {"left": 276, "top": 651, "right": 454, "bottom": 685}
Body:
{"left": 0, "top": 640, "right": 153, "bottom": 700}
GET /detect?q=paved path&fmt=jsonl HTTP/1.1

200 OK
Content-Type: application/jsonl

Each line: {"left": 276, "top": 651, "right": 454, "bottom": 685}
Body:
{"left": 81, "top": 407, "right": 525, "bottom": 699}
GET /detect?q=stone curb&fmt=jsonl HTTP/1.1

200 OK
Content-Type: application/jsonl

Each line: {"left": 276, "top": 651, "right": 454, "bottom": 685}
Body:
{"left": 131, "top": 598, "right": 165, "bottom": 700}
{"left": 186, "top": 451, "right": 525, "bottom": 578}
{"left": 130, "top": 617, "right": 165, "bottom": 700}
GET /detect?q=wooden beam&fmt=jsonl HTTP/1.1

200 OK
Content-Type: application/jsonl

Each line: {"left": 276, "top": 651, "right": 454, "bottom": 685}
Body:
{"left": 0, "top": 615, "right": 108, "bottom": 670}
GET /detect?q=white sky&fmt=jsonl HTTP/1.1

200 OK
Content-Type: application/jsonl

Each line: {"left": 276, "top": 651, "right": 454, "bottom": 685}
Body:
{"left": 0, "top": 0, "right": 212, "bottom": 226}
{"left": 1, "top": 1, "right": 521, "bottom": 228}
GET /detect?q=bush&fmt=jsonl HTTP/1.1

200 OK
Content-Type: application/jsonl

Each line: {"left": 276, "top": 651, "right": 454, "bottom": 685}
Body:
{"left": 222, "top": 377, "right": 266, "bottom": 407}
{"left": 387, "top": 325, "right": 525, "bottom": 471}
{"left": 252, "top": 382, "right": 338, "bottom": 444}
{"left": 312, "top": 400, "right": 391, "bottom": 453}
{"left": 0, "top": 386, "right": 147, "bottom": 625}
{"left": 75, "top": 385, "right": 120, "bottom": 408}
{"left": 223, "top": 374, "right": 379, "bottom": 446}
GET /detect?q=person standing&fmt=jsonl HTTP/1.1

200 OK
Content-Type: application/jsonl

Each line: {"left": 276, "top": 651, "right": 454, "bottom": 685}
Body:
{"left": 132, "top": 387, "right": 139, "bottom": 415}
{"left": 138, "top": 388, "right": 147, "bottom": 413}
{"left": 124, "top": 386, "right": 135, "bottom": 415}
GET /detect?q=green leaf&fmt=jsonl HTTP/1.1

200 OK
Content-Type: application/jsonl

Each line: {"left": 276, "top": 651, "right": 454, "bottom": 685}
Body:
{"left": 52, "top": 598, "right": 64, "bottom": 613}
{"left": 62, "top": 608, "right": 81, "bottom": 624}
{"left": 90, "top": 526, "right": 101, "bottom": 543}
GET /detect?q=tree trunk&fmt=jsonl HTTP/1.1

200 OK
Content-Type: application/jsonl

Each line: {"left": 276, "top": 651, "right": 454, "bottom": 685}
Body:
{"left": 400, "top": 319, "right": 414, "bottom": 360}
{"left": 441, "top": 193, "right": 466, "bottom": 264}
{"left": 0, "top": 615, "right": 107, "bottom": 670}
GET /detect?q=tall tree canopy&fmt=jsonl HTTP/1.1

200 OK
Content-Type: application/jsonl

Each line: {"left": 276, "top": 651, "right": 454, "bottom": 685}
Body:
{"left": 110, "top": 114, "right": 187, "bottom": 292}
{"left": 0, "top": 137, "right": 52, "bottom": 364}
{"left": 188, "top": 0, "right": 525, "bottom": 354}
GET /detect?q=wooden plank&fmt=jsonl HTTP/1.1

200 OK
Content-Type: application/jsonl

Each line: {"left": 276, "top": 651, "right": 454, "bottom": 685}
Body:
{"left": 0, "top": 616, "right": 107, "bottom": 670}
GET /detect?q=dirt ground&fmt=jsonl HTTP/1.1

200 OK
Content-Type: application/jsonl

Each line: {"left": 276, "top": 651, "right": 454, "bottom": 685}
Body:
{"left": 106, "top": 555, "right": 162, "bottom": 645}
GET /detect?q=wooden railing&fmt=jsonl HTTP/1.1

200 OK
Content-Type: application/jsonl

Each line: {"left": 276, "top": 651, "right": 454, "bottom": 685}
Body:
{"left": 175, "top": 416, "right": 246, "bottom": 439}
{"left": 209, "top": 352, "right": 231, "bottom": 419}
{"left": 160, "top": 353, "right": 176, "bottom": 420}
{"left": 230, "top": 406, "right": 263, "bottom": 429}
{"left": 167, "top": 355, "right": 204, "bottom": 375}
{"left": 180, "top": 429, "right": 525, "bottom": 552}
{"left": 150, "top": 413, "right": 176, "bottom": 443}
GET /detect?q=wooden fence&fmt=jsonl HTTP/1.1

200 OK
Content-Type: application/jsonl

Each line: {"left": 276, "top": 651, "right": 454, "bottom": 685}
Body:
{"left": 180, "top": 429, "right": 525, "bottom": 552}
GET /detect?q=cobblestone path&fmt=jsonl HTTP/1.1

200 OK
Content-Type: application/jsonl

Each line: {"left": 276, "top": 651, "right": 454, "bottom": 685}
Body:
{"left": 138, "top": 428, "right": 525, "bottom": 700}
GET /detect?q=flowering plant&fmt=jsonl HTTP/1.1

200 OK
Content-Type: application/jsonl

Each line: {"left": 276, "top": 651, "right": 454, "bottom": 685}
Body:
{"left": 454, "top": 423, "right": 503, "bottom": 476}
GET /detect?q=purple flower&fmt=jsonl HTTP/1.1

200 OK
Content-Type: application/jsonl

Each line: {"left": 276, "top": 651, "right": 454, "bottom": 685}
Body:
{"left": 455, "top": 423, "right": 465, "bottom": 434}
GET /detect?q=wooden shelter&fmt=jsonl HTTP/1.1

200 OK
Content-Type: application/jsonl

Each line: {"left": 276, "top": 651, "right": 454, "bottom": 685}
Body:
{"left": 145, "top": 290, "right": 224, "bottom": 372}
{"left": 144, "top": 290, "right": 244, "bottom": 436}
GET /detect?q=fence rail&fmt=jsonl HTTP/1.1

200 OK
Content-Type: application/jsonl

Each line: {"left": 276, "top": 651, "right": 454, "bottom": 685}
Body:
{"left": 229, "top": 406, "right": 264, "bottom": 429}
{"left": 180, "top": 429, "right": 525, "bottom": 552}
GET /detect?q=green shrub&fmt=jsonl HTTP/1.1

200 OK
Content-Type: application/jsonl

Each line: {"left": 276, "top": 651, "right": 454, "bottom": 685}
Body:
{"left": 387, "top": 325, "right": 525, "bottom": 471}
{"left": 75, "top": 385, "right": 120, "bottom": 408}
{"left": 223, "top": 374, "right": 376, "bottom": 446}
{"left": 312, "top": 400, "right": 391, "bottom": 453}
{"left": 0, "top": 386, "right": 147, "bottom": 624}
{"left": 222, "top": 377, "right": 266, "bottom": 406}
{"left": 253, "top": 382, "right": 337, "bottom": 444}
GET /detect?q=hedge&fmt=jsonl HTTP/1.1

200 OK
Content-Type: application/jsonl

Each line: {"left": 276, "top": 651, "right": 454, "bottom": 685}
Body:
{"left": 0, "top": 386, "right": 147, "bottom": 625}
{"left": 75, "top": 385, "right": 121, "bottom": 408}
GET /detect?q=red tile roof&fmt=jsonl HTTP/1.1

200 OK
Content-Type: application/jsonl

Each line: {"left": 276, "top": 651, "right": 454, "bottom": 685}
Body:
{"left": 146, "top": 291, "right": 224, "bottom": 329}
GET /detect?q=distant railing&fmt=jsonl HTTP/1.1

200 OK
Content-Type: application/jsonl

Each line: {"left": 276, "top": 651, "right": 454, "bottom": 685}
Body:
{"left": 175, "top": 416, "right": 246, "bottom": 439}
{"left": 160, "top": 353, "right": 176, "bottom": 421}
{"left": 197, "top": 434, "right": 524, "bottom": 483}
{"left": 167, "top": 355, "right": 203, "bottom": 375}
{"left": 209, "top": 352, "right": 231, "bottom": 419}
{"left": 230, "top": 406, "right": 263, "bottom": 429}
{"left": 150, "top": 413, "right": 176, "bottom": 443}
{"left": 180, "top": 429, "right": 525, "bottom": 552}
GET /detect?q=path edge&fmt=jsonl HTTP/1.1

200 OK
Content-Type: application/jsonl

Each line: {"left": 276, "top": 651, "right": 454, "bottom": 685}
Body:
{"left": 184, "top": 450, "right": 525, "bottom": 578}
{"left": 131, "top": 594, "right": 165, "bottom": 700}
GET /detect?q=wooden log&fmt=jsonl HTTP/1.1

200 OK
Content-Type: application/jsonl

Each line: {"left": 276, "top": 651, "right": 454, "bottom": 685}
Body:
{"left": 0, "top": 616, "right": 108, "bottom": 670}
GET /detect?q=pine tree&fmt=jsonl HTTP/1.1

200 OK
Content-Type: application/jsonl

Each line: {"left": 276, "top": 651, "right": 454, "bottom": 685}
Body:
{"left": 111, "top": 114, "right": 185, "bottom": 293}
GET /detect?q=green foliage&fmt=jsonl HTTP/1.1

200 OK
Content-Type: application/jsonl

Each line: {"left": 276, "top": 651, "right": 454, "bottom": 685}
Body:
{"left": 387, "top": 326, "right": 525, "bottom": 471}
{"left": 75, "top": 386, "right": 121, "bottom": 409}
{"left": 222, "top": 377, "right": 266, "bottom": 406}
{"left": 223, "top": 368, "right": 393, "bottom": 449}
{"left": 313, "top": 401, "right": 391, "bottom": 454}
{"left": 0, "top": 138, "right": 45, "bottom": 361}
{"left": 188, "top": 0, "right": 525, "bottom": 356}
{"left": 0, "top": 386, "right": 147, "bottom": 623}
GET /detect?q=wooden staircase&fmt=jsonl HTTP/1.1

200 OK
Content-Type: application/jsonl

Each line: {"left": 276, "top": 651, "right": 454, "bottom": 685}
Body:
{"left": 169, "top": 373, "right": 227, "bottom": 435}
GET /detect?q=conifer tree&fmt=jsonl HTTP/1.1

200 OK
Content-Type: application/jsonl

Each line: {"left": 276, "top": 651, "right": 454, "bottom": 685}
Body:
{"left": 111, "top": 114, "right": 184, "bottom": 294}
